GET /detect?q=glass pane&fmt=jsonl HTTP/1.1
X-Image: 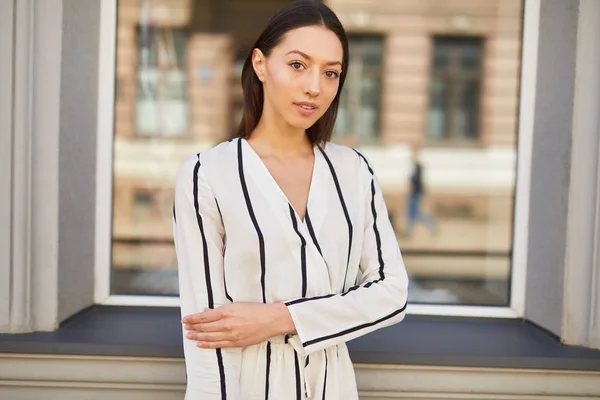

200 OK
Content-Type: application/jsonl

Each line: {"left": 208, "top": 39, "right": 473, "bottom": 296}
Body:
{"left": 333, "top": 85, "right": 350, "bottom": 138}
{"left": 361, "top": 37, "right": 384, "bottom": 67}
{"left": 434, "top": 37, "right": 483, "bottom": 71}
{"left": 111, "top": 0, "right": 524, "bottom": 307}
{"left": 461, "top": 41, "right": 483, "bottom": 70}
{"left": 137, "top": 26, "right": 187, "bottom": 68}
{"left": 358, "top": 74, "right": 381, "bottom": 138}
{"left": 433, "top": 41, "right": 451, "bottom": 69}
{"left": 135, "top": 26, "right": 188, "bottom": 136}
{"left": 427, "top": 77, "right": 449, "bottom": 140}
{"left": 336, "top": 36, "right": 383, "bottom": 141}
{"left": 454, "top": 81, "right": 480, "bottom": 139}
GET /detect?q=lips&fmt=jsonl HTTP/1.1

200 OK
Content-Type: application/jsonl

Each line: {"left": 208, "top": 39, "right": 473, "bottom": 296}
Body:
{"left": 294, "top": 101, "right": 318, "bottom": 117}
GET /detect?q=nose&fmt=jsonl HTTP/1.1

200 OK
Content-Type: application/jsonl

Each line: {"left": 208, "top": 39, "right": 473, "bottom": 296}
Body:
{"left": 304, "top": 70, "right": 320, "bottom": 97}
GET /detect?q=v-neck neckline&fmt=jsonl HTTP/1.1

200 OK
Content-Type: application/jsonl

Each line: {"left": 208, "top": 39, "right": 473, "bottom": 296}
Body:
{"left": 241, "top": 138, "right": 319, "bottom": 224}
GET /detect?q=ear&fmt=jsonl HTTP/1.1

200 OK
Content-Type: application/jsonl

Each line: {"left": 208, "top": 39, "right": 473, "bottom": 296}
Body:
{"left": 251, "top": 48, "right": 267, "bottom": 82}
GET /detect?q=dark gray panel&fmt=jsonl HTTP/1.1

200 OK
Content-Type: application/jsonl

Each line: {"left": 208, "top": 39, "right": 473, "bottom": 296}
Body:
{"left": 1, "top": 307, "right": 600, "bottom": 371}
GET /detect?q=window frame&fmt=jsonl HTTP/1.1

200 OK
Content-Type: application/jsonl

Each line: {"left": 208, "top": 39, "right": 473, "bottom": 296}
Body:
{"left": 95, "top": 0, "right": 537, "bottom": 318}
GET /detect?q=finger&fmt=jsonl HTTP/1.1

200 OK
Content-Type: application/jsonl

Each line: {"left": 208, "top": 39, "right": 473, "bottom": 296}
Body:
{"left": 186, "top": 321, "right": 227, "bottom": 333}
{"left": 197, "top": 340, "right": 235, "bottom": 349}
{"left": 186, "top": 331, "right": 227, "bottom": 342}
{"left": 182, "top": 308, "right": 224, "bottom": 324}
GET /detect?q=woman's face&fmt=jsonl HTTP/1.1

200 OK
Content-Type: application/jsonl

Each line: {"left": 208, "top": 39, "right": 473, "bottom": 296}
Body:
{"left": 252, "top": 25, "right": 344, "bottom": 130}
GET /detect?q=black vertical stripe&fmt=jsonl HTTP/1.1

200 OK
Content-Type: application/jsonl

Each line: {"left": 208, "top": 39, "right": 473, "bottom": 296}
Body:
{"left": 215, "top": 198, "right": 222, "bottom": 218}
{"left": 193, "top": 160, "right": 215, "bottom": 308}
{"left": 215, "top": 350, "right": 227, "bottom": 399}
{"left": 369, "top": 178, "right": 384, "bottom": 280}
{"left": 237, "top": 139, "right": 267, "bottom": 303}
{"left": 289, "top": 204, "right": 307, "bottom": 297}
{"left": 353, "top": 149, "right": 374, "bottom": 175}
{"left": 265, "top": 342, "right": 272, "bottom": 399}
{"left": 319, "top": 147, "right": 353, "bottom": 291}
{"left": 353, "top": 149, "right": 385, "bottom": 280}
{"left": 223, "top": 258, "right": 233, "bottom": 303}
{"left": 172, "top": 203, "right": 176, "bottom": 222}
{"left": 224, "top": 283, "right": 233, "bottom": 302}
{"left": 304, "top": 210, "right": 322, "bottom": 256}
{"left": 322, "top": 351, "right": 328, "bottom": 400}
{"left": 216, "top": 198, "right": 233, "bottom": 302}
{"left": 294, "top": 350, "right": 302, "bottom": 400}
{"left": 192, "top": 158, "right": 227, "bottom": 400}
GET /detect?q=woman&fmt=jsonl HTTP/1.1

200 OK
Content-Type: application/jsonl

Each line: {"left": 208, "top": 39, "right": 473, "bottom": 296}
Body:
{"left": 173, "top": 1, "right": 409, "bottom": 398}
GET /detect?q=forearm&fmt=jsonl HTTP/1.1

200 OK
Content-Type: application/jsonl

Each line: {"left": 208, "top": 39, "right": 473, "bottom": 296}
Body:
{"left": 271, "top": 302, "right": 297, "bottom": 336}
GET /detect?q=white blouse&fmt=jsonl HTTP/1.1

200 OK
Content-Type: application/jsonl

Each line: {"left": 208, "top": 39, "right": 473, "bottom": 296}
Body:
{"left": 173, "top": 138, "right": 409, "bottom": 400}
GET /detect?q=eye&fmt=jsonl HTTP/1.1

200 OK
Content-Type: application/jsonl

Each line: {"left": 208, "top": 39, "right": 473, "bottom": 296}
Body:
{"left": 289, "top": 61, "right": 305, "bottom": 71}
{"left": 325, "top": 70, "right": 340, "bottom": 79}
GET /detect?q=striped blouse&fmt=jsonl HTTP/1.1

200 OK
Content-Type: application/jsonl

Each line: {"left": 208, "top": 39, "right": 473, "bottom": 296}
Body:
{"left": 173, "top": 138, "right": 409, "bottom": 400}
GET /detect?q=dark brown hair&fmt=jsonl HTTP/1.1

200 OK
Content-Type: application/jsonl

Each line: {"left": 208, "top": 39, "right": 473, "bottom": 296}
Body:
{"left": 235, "top": 0, "right": 349, "bottom": 145}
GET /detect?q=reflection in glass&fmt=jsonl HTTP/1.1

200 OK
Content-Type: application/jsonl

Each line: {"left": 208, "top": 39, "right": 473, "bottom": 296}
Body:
{"left": 111, "top": 0, "right": 523, "bottom": 307}
{"left": 456, "top": 81, "right": 480, "bottom": 139}
{"left": 427, "top": 78, "right": 448, "bottom": 141}
{"left": 135, "top": 27, "right": 188, "bottom": 137}
{"left": 333, "top": 35, "right": 383, "bottom": 143}
{"left": 427, "top": 36, "right": 483, "bottom": 142}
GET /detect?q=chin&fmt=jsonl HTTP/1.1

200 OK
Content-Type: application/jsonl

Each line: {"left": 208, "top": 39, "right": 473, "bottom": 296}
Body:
{"left": 293, "top": 113, "right": 326, "bottom": 130}
{"left": 287, "top": 117, "right": 317, "bottom": 131}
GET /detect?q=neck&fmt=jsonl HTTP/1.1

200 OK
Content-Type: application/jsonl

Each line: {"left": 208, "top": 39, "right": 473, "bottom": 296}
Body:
{"left": 248, "top": 100, "right": 313, "bottom": 156}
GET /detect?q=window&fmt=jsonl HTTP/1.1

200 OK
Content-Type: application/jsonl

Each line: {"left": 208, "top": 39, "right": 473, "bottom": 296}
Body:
{"left": 334, "top": 36, "right": 384, "bottom": 144}
{"left": 135, "top": 26, "right": 188, "bottom": 137}
{"left": 106, "top": 0, "right": 524, "bottom": 314}
{"left": 427, "top": 36, "right": 484, "bottom": 142}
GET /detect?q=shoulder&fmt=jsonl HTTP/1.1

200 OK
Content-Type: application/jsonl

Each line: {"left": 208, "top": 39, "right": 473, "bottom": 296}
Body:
{"left": 320, "top": 142, "right": 373, "bottom": 176}
{"left": 199, "top": 139, "right": 238, "bottom": 166}
{"left": 176, "top": 139, "right": 237, "bottom": 185}
{"left": 178, "top": 140, "right": 237, "bottom": 172}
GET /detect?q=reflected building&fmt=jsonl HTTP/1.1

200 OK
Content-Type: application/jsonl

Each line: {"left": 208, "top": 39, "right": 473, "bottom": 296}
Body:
{"left": 111, "top": 0, "right": 522, "bottom": 305}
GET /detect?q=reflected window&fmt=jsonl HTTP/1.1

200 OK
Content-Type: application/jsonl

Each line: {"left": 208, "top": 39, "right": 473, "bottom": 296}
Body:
{"left": 427, "top": 36, "right": 483, "bottom": 142}
{"left": 135, "top": 26, "right": 188, "bottom": 137}
{"left": 133, "top": 191, "right": 160, "bottom": 222}
{"left": 334, "top": 36, "right": 383, "bottom": 143}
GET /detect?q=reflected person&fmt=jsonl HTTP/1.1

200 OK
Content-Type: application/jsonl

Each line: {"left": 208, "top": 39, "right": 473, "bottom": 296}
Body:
{"left": 406, "top": 162, "right": 436, "bottom": 237}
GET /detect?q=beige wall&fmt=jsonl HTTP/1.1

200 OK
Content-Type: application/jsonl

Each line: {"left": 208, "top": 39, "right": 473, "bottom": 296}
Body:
{"left": 329, "top": 0, "right": 522, "bottom": 147}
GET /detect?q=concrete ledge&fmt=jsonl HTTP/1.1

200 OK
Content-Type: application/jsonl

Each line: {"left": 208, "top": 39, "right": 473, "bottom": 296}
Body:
{"left": 1, "top": 354, "right": 599, "bottom": 399}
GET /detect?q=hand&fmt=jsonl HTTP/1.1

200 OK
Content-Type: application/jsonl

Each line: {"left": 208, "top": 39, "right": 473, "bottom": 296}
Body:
{"left": 182, "top": 303, "right": 296, "bottom": 349}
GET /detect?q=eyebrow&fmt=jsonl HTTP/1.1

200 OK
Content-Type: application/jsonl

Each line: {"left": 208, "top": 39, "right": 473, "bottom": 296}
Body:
{"left": 285, "top": 50, "right": 342, "bottom": 67}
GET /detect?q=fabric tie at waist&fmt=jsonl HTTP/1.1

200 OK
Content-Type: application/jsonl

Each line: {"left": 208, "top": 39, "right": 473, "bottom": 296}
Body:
{"left": 285, "top": 334, "right": 313, "bottom": 399}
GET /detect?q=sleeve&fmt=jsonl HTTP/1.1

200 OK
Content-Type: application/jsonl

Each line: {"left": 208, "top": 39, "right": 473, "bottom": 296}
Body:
{"left": 284, "top": 150, "right": 409, "bottom": 356}
{"left": 173, "top": 154, "right": 242, "bottom": 400}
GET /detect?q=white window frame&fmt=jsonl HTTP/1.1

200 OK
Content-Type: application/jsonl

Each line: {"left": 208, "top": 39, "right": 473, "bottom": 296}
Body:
{"left": 95, "top": 0, "right": 539, "bottom": 317}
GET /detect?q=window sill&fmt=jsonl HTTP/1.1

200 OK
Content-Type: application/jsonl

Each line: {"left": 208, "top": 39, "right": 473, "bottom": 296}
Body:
{"left": 1, "top": 305, "right": 600, "bottom": 371}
